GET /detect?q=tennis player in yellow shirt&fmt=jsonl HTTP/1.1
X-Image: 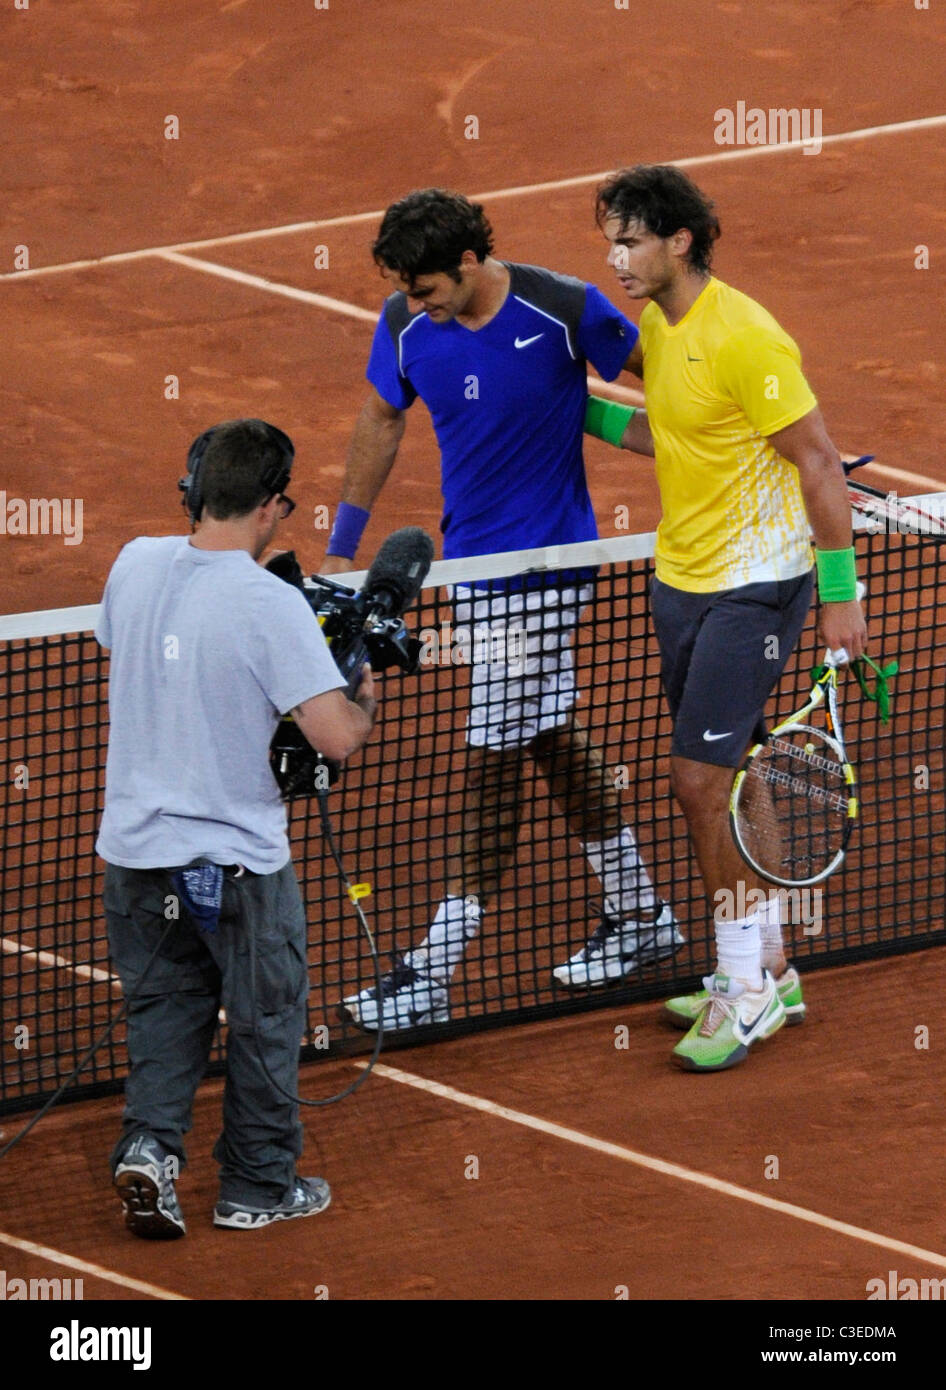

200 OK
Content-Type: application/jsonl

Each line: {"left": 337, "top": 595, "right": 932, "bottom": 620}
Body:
{"left": 581, "top": 164, "right": 867, "bottom": 1070}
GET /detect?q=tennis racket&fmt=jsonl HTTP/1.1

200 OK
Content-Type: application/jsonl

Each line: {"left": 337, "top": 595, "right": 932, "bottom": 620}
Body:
{"left": 843, "top": 455, "right": 946, "bottom": 536}
{"left": 729, "top": 649, "right": 859, "bottom": 887}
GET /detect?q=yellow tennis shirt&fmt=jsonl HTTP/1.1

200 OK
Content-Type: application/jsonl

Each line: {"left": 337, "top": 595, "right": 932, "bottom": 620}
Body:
{"left": 640, "top": 277, "right": 817, "bottom": 592}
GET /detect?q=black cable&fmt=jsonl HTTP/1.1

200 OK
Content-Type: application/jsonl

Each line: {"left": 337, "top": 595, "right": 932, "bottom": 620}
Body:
{"left": 247, "top": 784, "right": 385, "bottom": 1107}
{"left": 0, "top": 917, "right": 178, "bottom": 1161}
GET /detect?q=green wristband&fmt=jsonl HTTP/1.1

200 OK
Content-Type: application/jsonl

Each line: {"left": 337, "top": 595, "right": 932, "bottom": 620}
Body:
{"left": 815, "top": 546, "right": 858, "bottom": 602}
{"left": 584, "top": 395, "right": 636, "bottom": 448}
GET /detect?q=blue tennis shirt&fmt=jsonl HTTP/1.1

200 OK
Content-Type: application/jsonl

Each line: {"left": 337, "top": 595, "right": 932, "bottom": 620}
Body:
{"left": 367, "top": 262, "right": 637, "bottom": 560}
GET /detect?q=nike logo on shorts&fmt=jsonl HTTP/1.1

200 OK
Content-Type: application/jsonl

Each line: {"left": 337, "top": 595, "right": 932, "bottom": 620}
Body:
{"left": 514, "top": 334, "right": 544, "bottom": 349}
{"left": 702, "top": 729, "right": 732, "bottom": 742}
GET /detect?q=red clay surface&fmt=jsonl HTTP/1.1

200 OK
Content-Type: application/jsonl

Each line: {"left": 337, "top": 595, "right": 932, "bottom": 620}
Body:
{"left": 2, "top": 0, "right": 945, "bottom": 1306}
{"left": 1, "top": 948, "right": 945, "bottom": 1301}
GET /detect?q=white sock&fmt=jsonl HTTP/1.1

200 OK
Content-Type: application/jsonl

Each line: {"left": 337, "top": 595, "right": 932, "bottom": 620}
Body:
{"left": 757, "top": 892, "right": 786, "bottom": 972}
{"left": 405, "top": 896, "right": 482, "bottom": 981}
{"left": 715, "top": 915, "right": 764, "bottom": 991}
{"left": 584, "top": 828, "right": 657, "bottom": 919}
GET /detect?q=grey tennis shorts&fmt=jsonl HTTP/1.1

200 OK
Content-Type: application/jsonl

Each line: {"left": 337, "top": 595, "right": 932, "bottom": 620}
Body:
{"left": 650, "top": 570, "right": 814, "bottom": 767}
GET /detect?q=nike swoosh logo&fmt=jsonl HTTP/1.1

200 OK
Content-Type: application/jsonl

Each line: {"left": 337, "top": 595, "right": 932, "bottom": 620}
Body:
{"left": 687, "top": 354, "right": 703, "bottom": 362}
{"left": 514, "top": 334, "right": 544, "bottom": 349}
{"left": 702, "top": 729, "right": 732, "bottom": 742}
{"left": 738, "top": 1004, "right": 771, "bottom": 1037}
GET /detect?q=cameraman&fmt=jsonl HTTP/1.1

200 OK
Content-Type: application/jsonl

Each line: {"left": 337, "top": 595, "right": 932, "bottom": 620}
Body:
{"left": 96, "top": 419, "right": 375, "bottom": 1238}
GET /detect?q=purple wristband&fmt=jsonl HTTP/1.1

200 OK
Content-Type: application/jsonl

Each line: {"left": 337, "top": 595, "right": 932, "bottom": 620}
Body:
{"left": 327, "top": 501, "right": 370, "bottom": 560}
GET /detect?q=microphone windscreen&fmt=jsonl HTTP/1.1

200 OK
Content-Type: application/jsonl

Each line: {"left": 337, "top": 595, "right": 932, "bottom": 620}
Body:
{"left": 363, "top": 527, "right": 435, "bottom": 614}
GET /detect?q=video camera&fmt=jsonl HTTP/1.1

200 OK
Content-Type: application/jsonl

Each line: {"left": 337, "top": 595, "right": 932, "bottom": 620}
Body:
{"left": 268, "top": 526, "right": 434, "bottom": 798}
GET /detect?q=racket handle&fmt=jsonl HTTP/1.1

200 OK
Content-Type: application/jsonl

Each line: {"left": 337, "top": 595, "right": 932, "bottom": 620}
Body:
{"left": 825, "top": 647, "right": 850, "bottom": 667}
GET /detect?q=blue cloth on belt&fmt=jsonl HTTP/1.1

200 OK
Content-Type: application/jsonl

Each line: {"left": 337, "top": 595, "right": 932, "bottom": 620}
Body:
{"left": 171, "top": 863, "right": 225, "bottom": 934}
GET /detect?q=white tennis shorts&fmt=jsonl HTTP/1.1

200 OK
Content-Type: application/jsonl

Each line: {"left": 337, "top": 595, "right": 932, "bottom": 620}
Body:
{"left": 452, "top": 584, "right": 593, "bottom": 750}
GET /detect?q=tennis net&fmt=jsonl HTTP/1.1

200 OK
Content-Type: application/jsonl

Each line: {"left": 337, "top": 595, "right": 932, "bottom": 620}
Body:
{"left": 2, "top": 507, "right": 944, "bottom": 1115}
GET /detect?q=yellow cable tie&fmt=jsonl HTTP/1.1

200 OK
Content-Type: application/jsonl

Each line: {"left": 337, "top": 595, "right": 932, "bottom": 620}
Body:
{"left": 347, "top": 882, "right": 372, "bottom": 902}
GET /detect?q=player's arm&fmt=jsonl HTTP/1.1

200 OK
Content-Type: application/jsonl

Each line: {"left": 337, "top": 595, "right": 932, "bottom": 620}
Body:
{"left": 321, "top": 387, "right": 407, "bottom": 574}
{"left": 584, "top": 396, "right": 655, "bottom": 457}
{"left": 767, "top": 406, "right": 868, "bottom": 658}
{"left": 291, "top": 665, "right": 377, "bottom": 762}
{"left": 621, "top": 341, "right": 643, "bottom": 378}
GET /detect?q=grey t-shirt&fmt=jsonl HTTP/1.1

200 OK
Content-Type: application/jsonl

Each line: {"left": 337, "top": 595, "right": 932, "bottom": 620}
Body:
{"left": 95, "top": 536, "right": 346, "bottom": 873}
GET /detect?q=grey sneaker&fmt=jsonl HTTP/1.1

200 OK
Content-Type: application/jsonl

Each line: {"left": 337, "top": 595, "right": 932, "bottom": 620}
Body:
{"left": 114, "top": 1134, "right": 186, "bottom": 1240}
{"left": 213, "top": 1176, "right": 332, "bottom": 1230}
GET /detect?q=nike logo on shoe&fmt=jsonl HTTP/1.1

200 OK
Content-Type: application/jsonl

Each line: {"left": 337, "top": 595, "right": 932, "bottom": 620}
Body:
{"left": 737, "top": 1003, "right": 771, "bottom": 1037}
{"left": 514, "top": 334, "right": 544, "bottom": 348}
{"left": 702, "top": 729, "right": 732, "bottom": 742}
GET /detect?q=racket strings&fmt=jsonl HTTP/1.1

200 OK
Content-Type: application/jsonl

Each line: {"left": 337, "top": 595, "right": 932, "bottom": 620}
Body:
{"left": 737, "top": 732, "right": 848, "bottom": 877}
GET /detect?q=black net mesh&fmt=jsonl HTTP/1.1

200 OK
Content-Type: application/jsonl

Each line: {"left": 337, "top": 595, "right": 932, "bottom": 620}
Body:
{"left": 1, "top": 521, "right": 943, "bottom": 1115}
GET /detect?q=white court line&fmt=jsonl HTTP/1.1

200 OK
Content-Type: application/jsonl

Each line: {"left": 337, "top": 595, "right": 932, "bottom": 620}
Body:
{"left": 0, "top": 1229, "right": 188, "bottom": 1300}
{"left": 0, "top": 936, "right": 117, "bottom": 986}
{"left": 858, "top": 463, "right": 946, "bottom": 492}
{"left": 0, "top": 935, "right": 227, "bottom": 1022}
{"left": 2, "top": 113, "right": 944, "bottom": 282}
{"left": 362, "top": 1061, "right": 946, "bottom": 1272}
{"left": 157, "top": 250, "right": 379, "bottom": 322}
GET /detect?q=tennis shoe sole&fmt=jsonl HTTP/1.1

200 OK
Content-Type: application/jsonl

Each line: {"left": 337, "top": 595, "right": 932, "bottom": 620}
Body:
{"left": 114, "top": 1164, "right": 186, "bottom": 1240}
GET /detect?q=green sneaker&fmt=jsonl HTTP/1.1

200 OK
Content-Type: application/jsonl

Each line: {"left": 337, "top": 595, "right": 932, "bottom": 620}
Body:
{"left": 663, "top": 965, "right": 806, "bottom": 1030}
{"left": 672, "top": 971, "right": 786, "bottom": 1072}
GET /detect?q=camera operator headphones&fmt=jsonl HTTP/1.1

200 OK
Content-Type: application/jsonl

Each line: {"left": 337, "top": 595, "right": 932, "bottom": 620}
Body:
{"left": 178, "top": 419, "right": 295, "bottom": 526}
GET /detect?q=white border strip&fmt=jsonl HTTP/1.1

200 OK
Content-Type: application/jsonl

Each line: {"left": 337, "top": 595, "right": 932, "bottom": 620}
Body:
{"left": 0, "top": 1229, "right": 188, "bottom": 1300}
{"left": 5, "top": 501, "right": 946, "bottom": 640}
{"left": 3, "top": 114, "right": 944, "bottom": 283}
{"left": 363, "top": 1062, "right": 946, "bottom": 1270}
{"left": 0, "top": 533, "right": 658, "bottom": 640}
{"left": 0, "top": 603, "right": 100, "bottom": 641}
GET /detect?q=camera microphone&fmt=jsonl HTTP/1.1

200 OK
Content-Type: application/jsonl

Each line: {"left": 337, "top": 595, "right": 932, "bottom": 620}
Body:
{"left": 361, "top": 526, "right": 436, "bottom": 625}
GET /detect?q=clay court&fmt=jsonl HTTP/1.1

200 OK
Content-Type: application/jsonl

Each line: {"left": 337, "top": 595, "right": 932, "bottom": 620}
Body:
{"left": 2, "top": 0, "right": 946, "bottom": 1321}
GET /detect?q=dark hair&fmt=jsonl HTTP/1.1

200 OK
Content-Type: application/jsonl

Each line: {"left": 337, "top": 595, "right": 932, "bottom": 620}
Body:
{"left": 199, "top": 420, "right": 293, "bottom": 521}
{"left": 372, "top": 188, "right": 495, "bottom": 285}
{"left": 595, "top": 165, "right": 721, "bottom": 274}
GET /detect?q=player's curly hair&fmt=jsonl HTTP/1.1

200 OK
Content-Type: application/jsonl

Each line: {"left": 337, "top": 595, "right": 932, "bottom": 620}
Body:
{"left": 372, "top": 189, "right": 495, "bottom": 286}
{"left": 595, "top": 165, "right": 721, "bottom": 274}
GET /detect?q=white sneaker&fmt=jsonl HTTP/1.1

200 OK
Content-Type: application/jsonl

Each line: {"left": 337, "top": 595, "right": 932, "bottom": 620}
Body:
{"left": 342, "top": 962, "right": 449, "bottom": 1031}
{"left": 672, "top": 970, "right": 786, "bottom": 1071}
{"left": 553, "top": 901, "right": 684, "bottom": 988}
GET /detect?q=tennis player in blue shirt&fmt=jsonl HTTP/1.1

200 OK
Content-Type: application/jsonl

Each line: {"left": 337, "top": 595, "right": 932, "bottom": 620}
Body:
{"left": 322, "top": 188, "right": 682, "bottom": 1028}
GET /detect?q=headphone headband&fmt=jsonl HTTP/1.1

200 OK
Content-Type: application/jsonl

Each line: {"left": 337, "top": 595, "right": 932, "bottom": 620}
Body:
{"left": 178, "top": 420, "right": 295, "bottom": 524}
